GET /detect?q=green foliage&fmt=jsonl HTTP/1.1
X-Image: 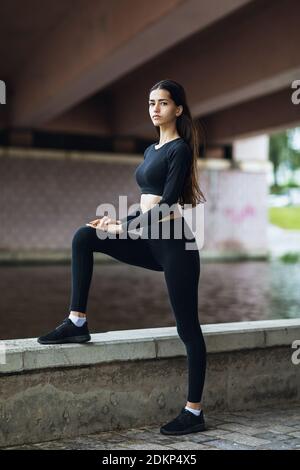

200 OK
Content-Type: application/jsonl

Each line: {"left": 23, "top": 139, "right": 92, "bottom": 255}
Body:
{"left": 270, "top": 182, "right": 300, "bottom": 194}
{"left": 270, "top": 184, "right": 287, "bottom": 195}
{"left": 269, "top": 129, "right": 300, "bottom": 185}
{"left": 279, "top": 252, "right": 300, "bottom": 263}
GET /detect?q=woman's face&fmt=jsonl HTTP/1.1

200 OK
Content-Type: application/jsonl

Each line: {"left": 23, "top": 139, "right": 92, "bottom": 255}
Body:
{"left": 148, "top": 89, "right": 182, "bottom": 126}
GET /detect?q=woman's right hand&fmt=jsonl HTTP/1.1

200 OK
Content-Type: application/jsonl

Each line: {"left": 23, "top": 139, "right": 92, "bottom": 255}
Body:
{"left": 86, "top": 216, "right": 121, "bottom": 229}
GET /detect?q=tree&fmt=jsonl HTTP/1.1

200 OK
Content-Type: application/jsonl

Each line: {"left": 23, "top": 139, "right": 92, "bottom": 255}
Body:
{"left": 269, "top": 128, "right": 300, "bottom": 186}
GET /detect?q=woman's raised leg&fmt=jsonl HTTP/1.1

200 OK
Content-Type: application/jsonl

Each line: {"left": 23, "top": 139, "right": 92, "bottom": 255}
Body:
{"left": 69, "top": 225, "right": 163, "bottom": 313}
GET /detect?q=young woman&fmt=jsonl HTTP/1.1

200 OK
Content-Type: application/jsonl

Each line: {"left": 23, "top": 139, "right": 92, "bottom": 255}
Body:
{"left": 38, "top": 79, "right": 207, "bottom": 436}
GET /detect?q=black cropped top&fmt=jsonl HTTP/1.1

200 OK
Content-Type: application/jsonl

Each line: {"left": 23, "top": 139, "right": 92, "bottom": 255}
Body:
{"left": 120, "top": 137, "right": 192, "bottom": 231}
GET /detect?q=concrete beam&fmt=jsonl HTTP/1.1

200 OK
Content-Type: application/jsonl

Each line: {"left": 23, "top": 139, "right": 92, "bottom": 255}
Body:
{"left": 10, "top": 0, "right": 251, "bottom": 127}
{"left": 203, "top": 87, "right": 300, "bottom": 144}
{"left": 110, "top": 0, "right": 300, "bottom": 137}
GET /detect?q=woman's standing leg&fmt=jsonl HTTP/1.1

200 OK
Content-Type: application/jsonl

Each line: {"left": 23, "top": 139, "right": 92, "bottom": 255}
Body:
{"left": 161, "top": 239, "right": 206, "bottom": 405}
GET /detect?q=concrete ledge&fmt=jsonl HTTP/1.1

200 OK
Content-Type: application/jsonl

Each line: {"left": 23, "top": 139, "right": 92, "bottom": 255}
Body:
{"left": 1, "top": 319, "right": 299, "bottom": 447}
{"left": 0, "top": 250, "right": 269, "bottom": 265}
{"left": 0, "top": 250, "right": 116, "bottom": 265}
{"left": 1, "top": 319, "right": 300, "bottom": 374}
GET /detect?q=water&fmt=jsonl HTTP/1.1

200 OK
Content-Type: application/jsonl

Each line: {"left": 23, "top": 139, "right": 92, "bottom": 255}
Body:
{"left": 0, "top": 260, "right": 299, "bottom": 340}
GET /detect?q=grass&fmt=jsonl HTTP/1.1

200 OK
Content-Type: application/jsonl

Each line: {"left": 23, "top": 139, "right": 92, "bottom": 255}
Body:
{"left": 279, "top": 252, "right": 300, "bottom": 263}
{"left": 268, "top": 206, "right": 300, "bottom": 230}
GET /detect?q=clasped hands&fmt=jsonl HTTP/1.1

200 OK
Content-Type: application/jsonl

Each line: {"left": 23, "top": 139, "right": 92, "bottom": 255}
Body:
{"left": 86, "top": 216, "right": 124, "bottom": 235}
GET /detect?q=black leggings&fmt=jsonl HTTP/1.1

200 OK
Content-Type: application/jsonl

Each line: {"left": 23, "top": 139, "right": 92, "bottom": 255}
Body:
{"left": 69, "top": 216, "right": 206, "bottom": 403}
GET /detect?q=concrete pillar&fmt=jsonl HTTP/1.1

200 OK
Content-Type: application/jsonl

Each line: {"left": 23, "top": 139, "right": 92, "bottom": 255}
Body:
{"left": 233, "top": 134, "right": 269, "bottom": 162}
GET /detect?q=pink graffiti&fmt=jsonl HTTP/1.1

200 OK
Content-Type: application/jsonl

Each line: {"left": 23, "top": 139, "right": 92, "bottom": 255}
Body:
{"left": 223, "top": 205, "right": 256, "bottom": 223}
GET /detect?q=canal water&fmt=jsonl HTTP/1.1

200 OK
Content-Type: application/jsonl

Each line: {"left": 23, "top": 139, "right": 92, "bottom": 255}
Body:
{"left": 0, "top": 260, "right": 299, "bottom": 340}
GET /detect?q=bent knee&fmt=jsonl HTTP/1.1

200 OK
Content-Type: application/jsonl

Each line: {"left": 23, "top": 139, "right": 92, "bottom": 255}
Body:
{"left": 72, "top": 225, "right": 95, "bottom": 248}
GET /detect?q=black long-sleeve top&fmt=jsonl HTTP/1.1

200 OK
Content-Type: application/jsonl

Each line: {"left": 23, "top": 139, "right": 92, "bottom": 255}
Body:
{"left": 119, "top": 137, "right": 192, "bottom": 231}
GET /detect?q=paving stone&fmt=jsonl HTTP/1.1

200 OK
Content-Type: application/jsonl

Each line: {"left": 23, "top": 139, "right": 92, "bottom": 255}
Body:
{"left": 255, "top": 440, "right": 298, "bottom": 450}
{"left": 279, "top": 438, "right": 300, "bottom": 449}
{"left": 287, "top": 431, "right": 300, "bottom": 438}
{"left": 217, "top": 423, "right": 271, "bottom": 435}
{"left": 163, "top": 434, "right": 217, "bottom": 445}
{"left": 197, "top": 429, "right": 234, "bottom": 439}
{"left": 3, "top": 444, "right": 39, "bottom": 450}
{"left": 166, "top": 441, "right": 218, "bottom": 450}
{"left": 270, "top": 424, "right": 297, "bottom": 433}
{"left": 290, "top": 424, "right": 300, "bottom": 430}
{"left": 217, "top": 432, "right": 271, "bottom": 447}
{"left": 214, "top": 416, "right": 251, "bottom": 425}
{"left": 254, "top": 432, "right": 288, "bottom": 441}
{"left": 117, "top": 442, "right": 174, "bottom": 450}
{"left": 199, "top": 439, "right": 254, "bottom": 450}
{"left": 3, "top": 404, "right": 300, "bottom": 450}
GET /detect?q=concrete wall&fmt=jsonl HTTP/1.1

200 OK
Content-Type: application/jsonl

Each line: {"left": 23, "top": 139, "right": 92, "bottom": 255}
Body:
{"left": 0, "top": 319, "right": 299, "bottom": 447}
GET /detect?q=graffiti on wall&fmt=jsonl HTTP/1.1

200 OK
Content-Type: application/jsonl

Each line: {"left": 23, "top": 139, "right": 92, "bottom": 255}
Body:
{"left": 223, "top": 204, "right": 256, "bottom": 223}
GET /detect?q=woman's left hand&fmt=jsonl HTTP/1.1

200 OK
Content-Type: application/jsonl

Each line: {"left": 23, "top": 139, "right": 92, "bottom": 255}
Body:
{"left": 87, "top": 222, "right": 124, "bottom": 235}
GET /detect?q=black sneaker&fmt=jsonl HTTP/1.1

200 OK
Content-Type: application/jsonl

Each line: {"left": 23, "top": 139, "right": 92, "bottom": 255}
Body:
{"left": 37, "top": 318, "right": 91, "bottom": 344}
{"left": 160, "top": 407, "right": 206, "bottom": 435}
